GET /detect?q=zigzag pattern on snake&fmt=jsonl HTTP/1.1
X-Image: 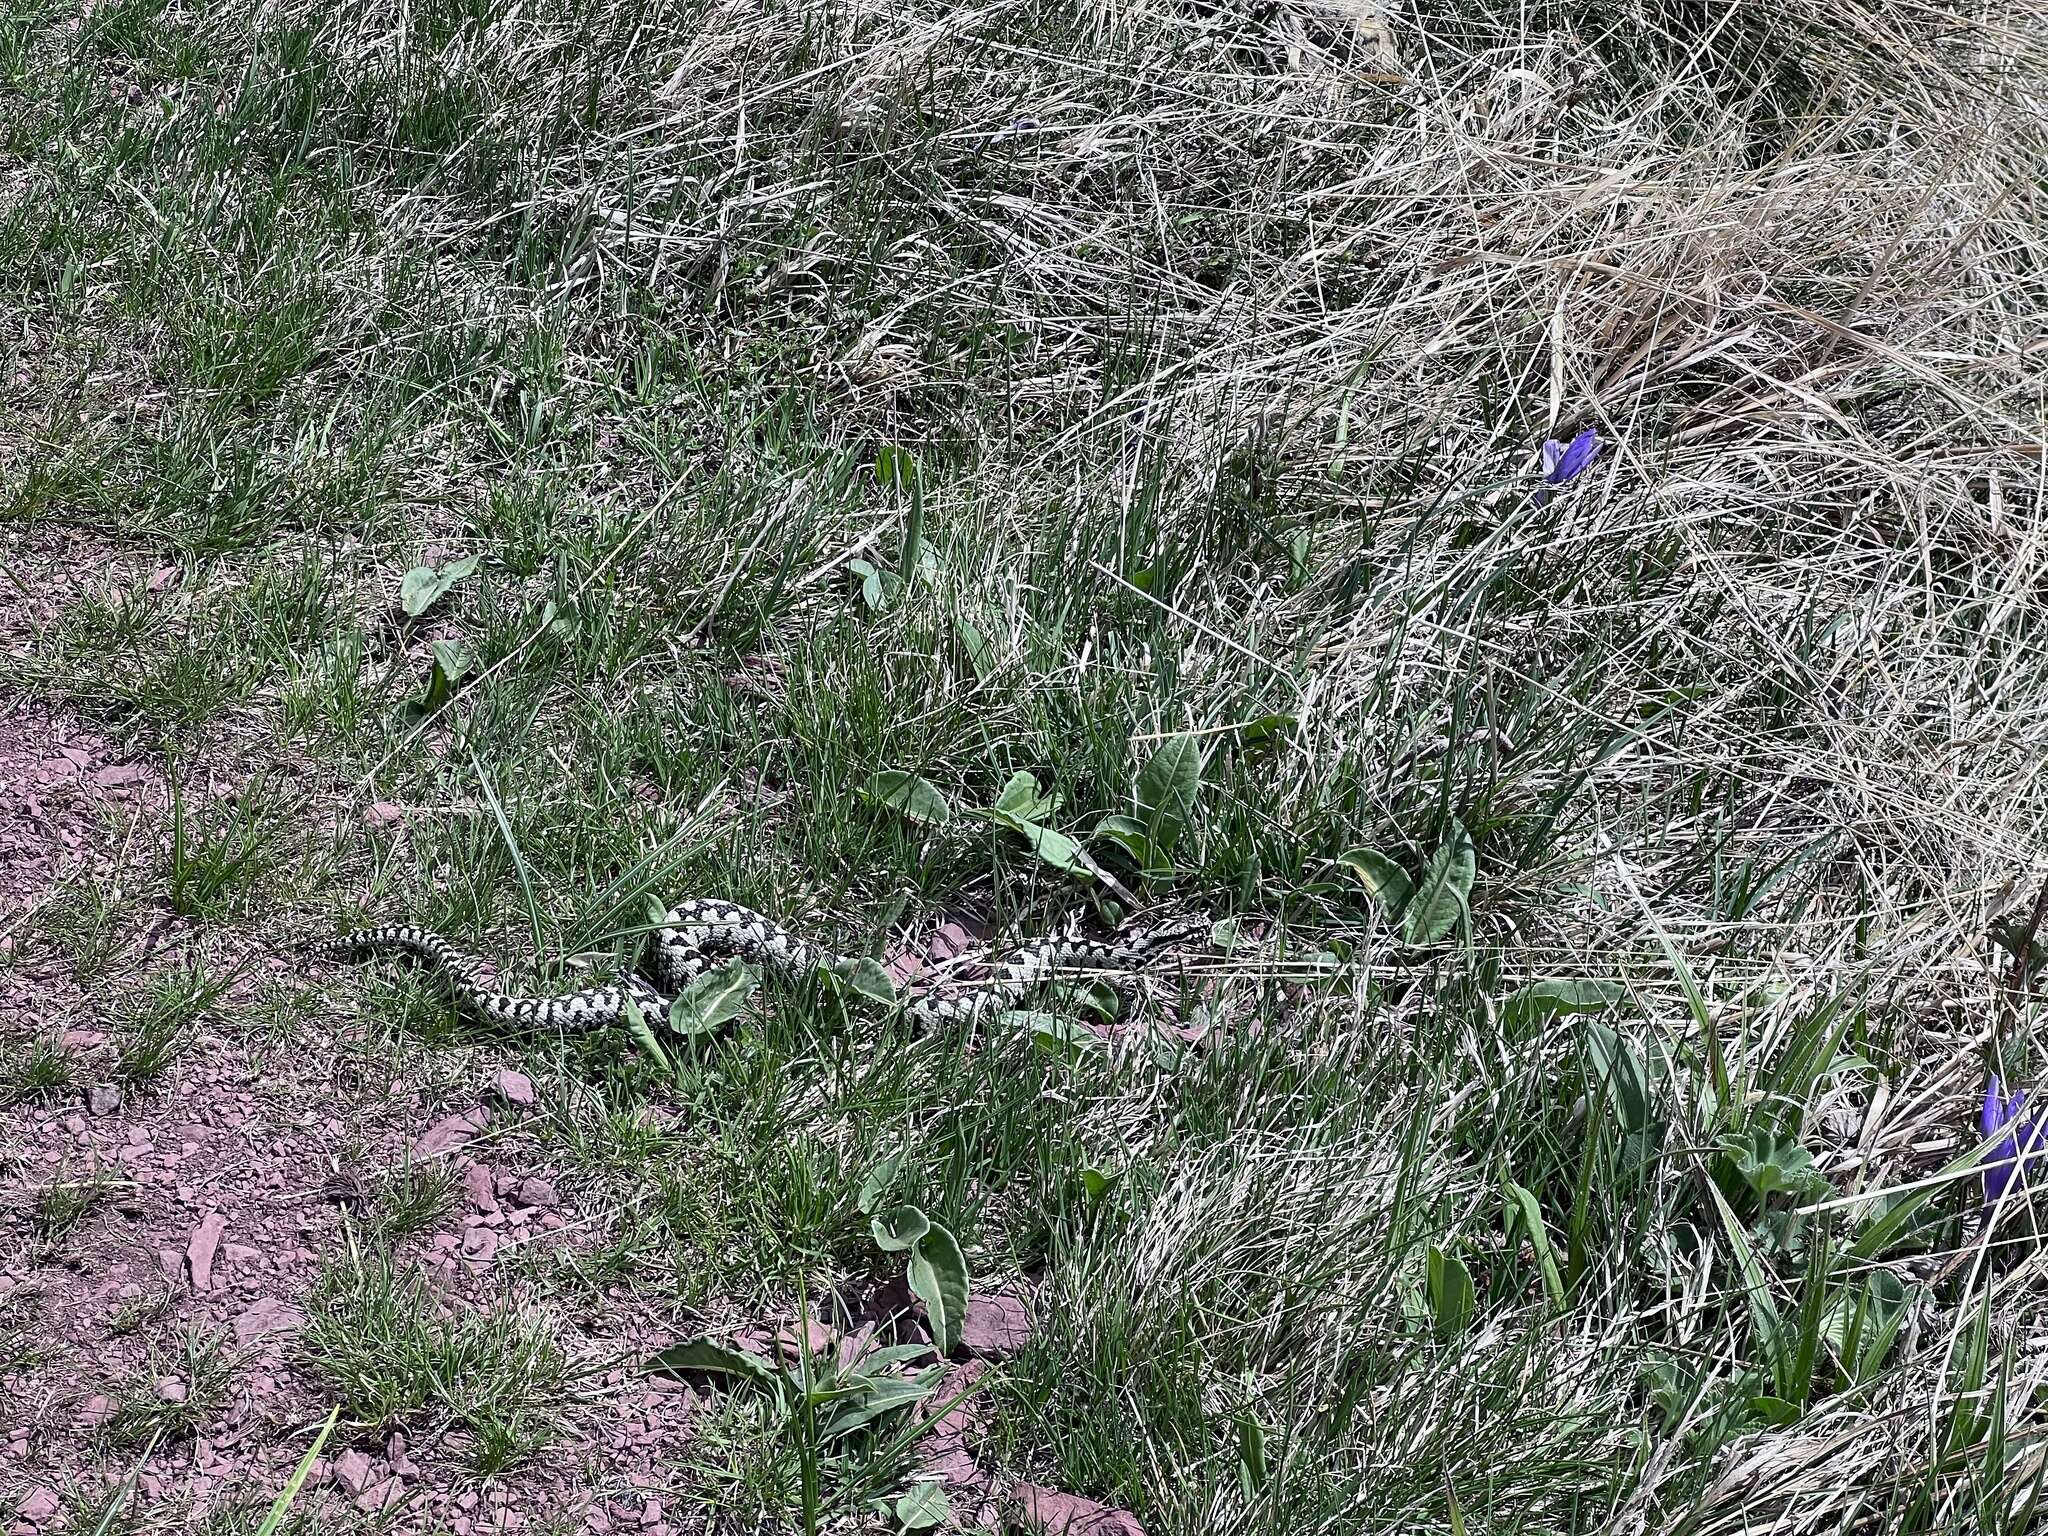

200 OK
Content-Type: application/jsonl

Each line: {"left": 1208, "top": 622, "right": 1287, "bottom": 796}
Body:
{"left": 320, "top": 898, "right": 1200, "bottom": 1034}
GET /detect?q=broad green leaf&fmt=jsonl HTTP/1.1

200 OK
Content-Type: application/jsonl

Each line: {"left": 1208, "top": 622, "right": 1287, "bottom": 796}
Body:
{"left": 1502, "top": 979, "right": 1625, "bottom": 1028}
{"left": 908, "top": 1224, "right": 970, "bottom": 1355}
{"left": 998, "top": 816, "right": 1087, "bottom": 876}
{"left": 1237, "top": 1415, "right": 1268, "bottom": 1494}
{"left": 991, "top": 771, "right": 1059, "bottom": 824}
{"left": 621, "top": 995, "right": 672, "bottom": 1075}
{"left": 1583, "top": 1019, "right": 1654, "bottom": 1134}
{"left": 410, "top": 638, "right": 472, "bottom": 717}
{"left": 1718, "top": 1129, "right": 1831, "bottom": 1203}
{"left": 1426, "top": 1246, "right": 1474, "bottom": 1338}
{"left": 1091, "top": 814, "right": 1161, "bottom": 871}
{"left": 1209, "top": 918, "right": 1245, "bottom": 955}
{"left": 895, "top": 1481, "right": 951, "bottom": 1531}
{"left": 872, "top": 1204, "right": 931, "bottom": 1253}
{"left": 1501, "top": 1179, "right": 1566, "bottom": 1305}
{"left": 1746, "top": 1395, "right": 1802, "bottom": 1428}
{"left": 875, "top": 443, "right": 918, "bottom": 490}
{"left": 955, "top": 616, "right": 996, "bottom": 684}
{"left": 1337, "top": 848, "right": 1413, "bottom": 914}
{"left": 831, "top": 957, "right": 898, "bottom": 1007}
{"left": 1079, "top": 1165, "right": 1118, "bottom": 1202}
{"left": 1236, "top": 713, "right": 1296, "bottom": 748}
{"left": 862, "top": 771, "right": 952, "bottom": 827}
{"left": 857, "top": 1152, "right": 904, "bottom": 1216}
{"left": 668, "top": 961, "right": 759, "bottom": 1037}
{"left": 1016, "top": 1009, "right": 1103, "bottom": 1064}
{"left": 1134, "top": 734, "right": 1201, "bottom": 855}
{"left": 822, "top": 1375, "right": 935, "bottom": 1439}
{"left": 645, "top": 1339, "right": 787, "bottom": 1399}
{"left": 848, "top": 557, "right": 897, "bottom": 611}
{"left": 398, "top": 554, "right": 479, "bottom": 619}
{"left": 1402, "top": 822, "right": 1475, "bottom": 946}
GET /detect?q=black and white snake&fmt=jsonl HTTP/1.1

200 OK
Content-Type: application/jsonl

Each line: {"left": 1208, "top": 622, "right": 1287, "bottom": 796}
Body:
{"left": 320, "top": 898, "right": 1201, "bottom": 1034}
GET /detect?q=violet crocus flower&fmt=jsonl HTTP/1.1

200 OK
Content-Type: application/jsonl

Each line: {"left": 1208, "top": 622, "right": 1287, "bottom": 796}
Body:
{"left": 1981, "top": 1075, "right": 2044, "bottom": 1206}
{"left": 1541, "top": 427, "right": 1601, "bottom": 485}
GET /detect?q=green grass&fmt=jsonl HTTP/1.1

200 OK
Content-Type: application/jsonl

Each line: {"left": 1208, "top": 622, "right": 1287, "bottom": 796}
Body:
{"left": 3, "top": 0, "right": 2046, "bottom": 1527}
{"left": 100, "top": 1328, "right": 234, "bottom": 1447}
{"left": 299, "top": 1247, "right": 573, "bottom": 1471}
{"left": 1, "top": 1033, "right": 77, "bottom": 1106}
{"left": 31, "top": 1162, "right": 113, "bottom": 1246}
{"left": 112, "top": 960, "right": 228, "bottom": 1087}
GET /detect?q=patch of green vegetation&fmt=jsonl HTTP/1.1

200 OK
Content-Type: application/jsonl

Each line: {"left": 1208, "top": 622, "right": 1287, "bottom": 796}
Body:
{"left": 2, "top": 0, "right": 2039, "bottom": 1526}
{"left": 299, "top": 1249, "right": 571, "bottom": 1471}
{"left": 102, "top": 1327, "right": 233, "bottom": 1446}
{"left": 1, "top": 1033, "right": 77, "bottom": 1106}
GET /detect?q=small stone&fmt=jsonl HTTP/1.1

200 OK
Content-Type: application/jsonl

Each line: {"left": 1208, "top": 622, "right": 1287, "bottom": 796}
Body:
{"left": 463, "top": 1162, "right": 500, "bottom": 1213}
{"left": 1010, "top": 1485, "right": 1146, "bottom": 1536}
{"left": 186, "top": 1211, "right": 227, "bottom": 1292}
{"left": 513, "top": 1177, "right": 557, "bottom": 1208}
{"left": 495, "top": 1069, "right": 535, "bottom": 1107}
{"left": 86, "top": 1084, "right": 122, "bottom": 1116}
{"left": 76, "top": 1395, "right": 115, "bottom": 1428}
{"left": 15, "top": 1489, "right": 58, "bottom": 1525}
{"left": 93, "top": 764, "right": 147, "bottom": 789}
{"left": 224, "top": 1243, "right": 261, "bottom": 1266}
{"left": 462, "top": 1228, "right": 499, "bottom": 1262}
{"left": 332, "top": 1450, "right": 375, "bottom": 1497}
{"left": 414, "top": 1109, "right": 489, "bottom": 1159}
{"left": 156, "top": 1377, "right": 187, "bottom": 1404}
{"left": 233, "top": 1299, "right": 305, "bottom": 1346}
{"left": 960, "top": 1292, "right": 1035, "bottom": 1358}
{"left": 364, "top": 801, "right": 404, "bottom": 828}
{"left": 639, "top": 1499, "right": 662, "bottom": 1527}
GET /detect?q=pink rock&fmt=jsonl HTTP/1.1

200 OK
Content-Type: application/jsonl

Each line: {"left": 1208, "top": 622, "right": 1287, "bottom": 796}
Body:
{"left": 960, "top": 1292, "right": 1034, "bottom": 1357}
{"left": 1010, "top": 1485, "right": 1146, "bottom": 1536}
{"left": 464, "top": 1162, "right": 500, "bottom": 1212}
{"left": 224, "top": 1243, "right": 261, "bottom": 1266}
{"left": 414, "top": 1108, "right": 490, "bottom": 1158}
{"left": 514, "top": 1177, "right": 557, "bottom": 1208}
{"left": 157, "top": 1377, "right": 187, "bottom": 1404}
{"left": 233, "top": 1299, "right": 305, "bottom": 1346}
{"left": 186, "top": 1212, "right": 227, "bottom": 1291}
{"left": 462, "top": 1228, "right": 499, "bottom": 1262}
{"left": 495, "top": 1069, "right": 534, "bottom": 1107}
{"left": 332, "top": 1449, "right": 375, "bottom": 1496}
{"left": 76, "top": 1395, "right": 115, "bottom": 1428}
{"left": 364, "top": 802, "right": 405, "bottom": 828}
{"left": 16, "top": 1488, "right": 59, "bottom": 1525}
{"left": 93, "top": 764, "right": 146, "bottom": 789}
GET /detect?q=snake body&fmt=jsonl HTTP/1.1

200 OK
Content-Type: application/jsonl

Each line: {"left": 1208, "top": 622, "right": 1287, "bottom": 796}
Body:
{"left": 323, "top": 898, "right": 1197, "bottom": 1034}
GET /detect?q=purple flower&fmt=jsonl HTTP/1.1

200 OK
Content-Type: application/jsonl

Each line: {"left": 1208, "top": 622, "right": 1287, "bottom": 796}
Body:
{"left": 1541, "top": 427, "right": 1601, "bottom": 485}
{"left": 1981, "top": 1075, "right": 2044, "bottom": 1206}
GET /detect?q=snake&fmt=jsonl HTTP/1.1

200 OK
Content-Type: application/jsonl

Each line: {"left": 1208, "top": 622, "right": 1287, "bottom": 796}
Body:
{"left": 320, "top": 898, "right": 1202, "bottom": 1035}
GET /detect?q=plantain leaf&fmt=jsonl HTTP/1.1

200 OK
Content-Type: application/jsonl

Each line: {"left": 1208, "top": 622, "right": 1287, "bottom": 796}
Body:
{"left": 1402, "top": 823, "right": 1474, "bottom": 946}
{"left": 908, "top": 1223, "right": 970, "bottom": 1355}
{"left": 1337, "top": 848, "right": 1413, "bottom": 915}
{"left": 862, "top": 771, "right": 952, "bottom": 827}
